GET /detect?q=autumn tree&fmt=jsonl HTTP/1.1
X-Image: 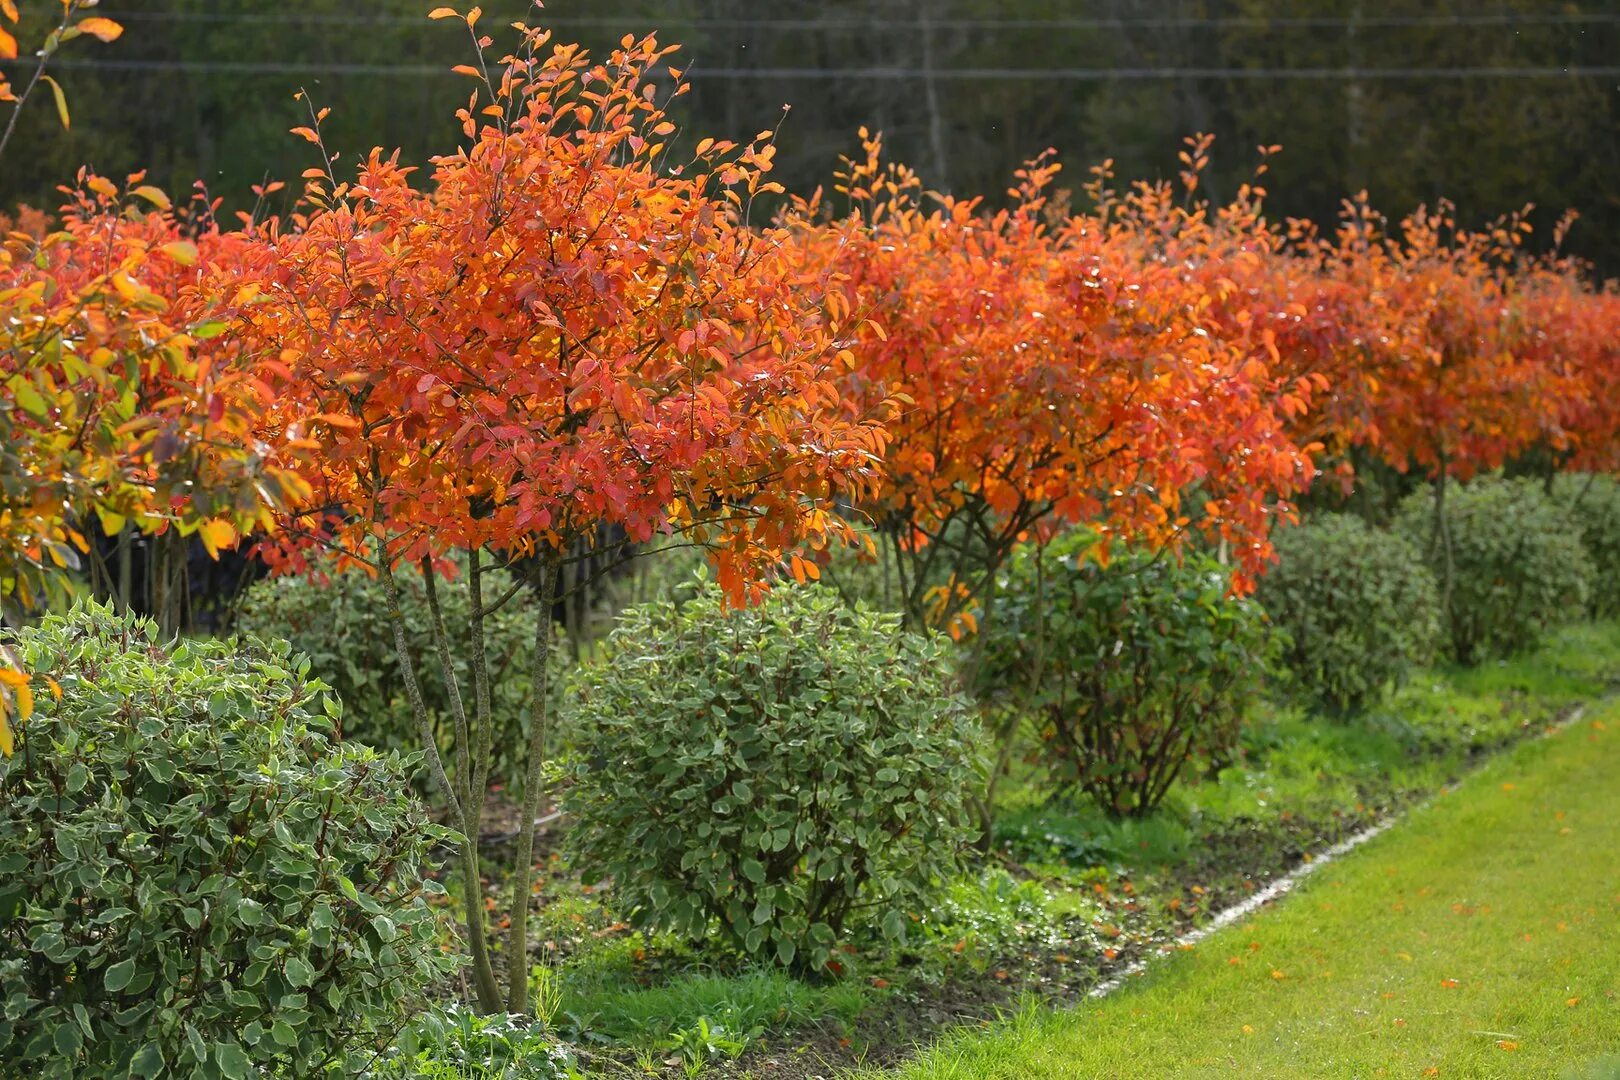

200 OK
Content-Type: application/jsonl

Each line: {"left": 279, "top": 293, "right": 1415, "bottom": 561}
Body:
{"left": 220, "top": 9, "right": 883, "bottom": 1014}
{"left": 0, "top": 2, "right": 297, "bottom": 750}
{"left": 788, "top": 131, "right": 1316, "bottom": 643}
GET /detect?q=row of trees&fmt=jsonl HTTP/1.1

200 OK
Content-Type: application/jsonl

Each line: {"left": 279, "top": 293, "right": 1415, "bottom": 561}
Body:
{"left": 2, "top": 2, "right": 1616, "bottom": 1013}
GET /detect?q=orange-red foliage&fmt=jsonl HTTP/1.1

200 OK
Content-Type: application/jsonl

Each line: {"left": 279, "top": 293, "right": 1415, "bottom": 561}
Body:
{"left": 218, "top": 26, "right": 885, "bottom": 598}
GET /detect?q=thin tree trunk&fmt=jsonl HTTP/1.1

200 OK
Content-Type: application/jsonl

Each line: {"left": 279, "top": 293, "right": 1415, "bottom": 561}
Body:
{"left": 505, "top": 553, "right": 560, "bottom": 1013}
{"left": 116, "top": 532, "right": 133, "bottom": 614}
{"left": 1430, "top": 464, "right": 1455, "bottom": 614}
{"left": 374, "top": 537, "right": 503, "bottom": 1012}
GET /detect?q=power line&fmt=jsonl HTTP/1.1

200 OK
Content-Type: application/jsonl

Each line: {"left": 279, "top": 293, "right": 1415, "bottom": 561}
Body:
{"left": 11, "top": 57, "right": 1618, "bottom": 80}
{"left": 98, "top": 8, "right": 1620, "bottom": 32}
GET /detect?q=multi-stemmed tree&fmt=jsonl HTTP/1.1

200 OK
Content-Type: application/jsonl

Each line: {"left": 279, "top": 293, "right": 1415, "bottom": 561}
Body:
{"left": 787, "top": 131, "right": 1317, "bottom": 640}
{"left": 221, "top": 11, "right": 883, "bottom": 1013}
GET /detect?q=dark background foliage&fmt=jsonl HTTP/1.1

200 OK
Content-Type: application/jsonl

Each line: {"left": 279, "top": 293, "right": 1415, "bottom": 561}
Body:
{"left": 1, "top": 0, "right": 1616, "bottom": 271}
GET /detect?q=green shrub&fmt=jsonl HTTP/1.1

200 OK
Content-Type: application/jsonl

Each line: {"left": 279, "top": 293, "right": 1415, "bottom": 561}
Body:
{"left": 236, "top": 562, "right": 553, "bottom": 793}
{"left": 369, "top": 1007, "right": 575, "bottom": 1080}
{"left": 983, "top": 534, "right": 1275, "bottom": 817}
{"left": 0, "top": 602, "right": 454, "bottom": 1079}
{"left": 564, "top": 585, "right": 983, "bottom": 972}
{"left": 1394, "top": 476, "right": 1592, "bottom": 664}
{"left": 1257, "top": 514, "right": 1442, "bottom": 711}
{"left": 1553, "top": 473, "right": 1620, "bottom": 617}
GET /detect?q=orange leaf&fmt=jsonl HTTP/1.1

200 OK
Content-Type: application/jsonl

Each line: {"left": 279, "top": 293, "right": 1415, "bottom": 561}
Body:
{"left": 76, "top": 16, "right": 124, "bottom": 42}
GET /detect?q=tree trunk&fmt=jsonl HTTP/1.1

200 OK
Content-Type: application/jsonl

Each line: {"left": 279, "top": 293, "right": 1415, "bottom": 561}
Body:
{"left": 375, "top": 538, "right": 503, "bottom": 1012}
{"left": 504, "top": 554, "right": 560, "bottom": 1013}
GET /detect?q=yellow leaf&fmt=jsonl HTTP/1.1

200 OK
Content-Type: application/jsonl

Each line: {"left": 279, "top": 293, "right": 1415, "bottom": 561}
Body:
{"left": 132, "top": 185, "right": 172, "bottom": 211}
{"left": 40, "top": 75, "right": 70, "bottom": 129}
{"left": 0, "top": 1, "right": 18, "bottom": 24}
{"left": 0, "top": 668, "right": 28, "bottom": 689}
{"left": 161, "top": 240, "right": 199, "bottom": 266}
{"left": 76, "top": 16, "right": 123, "bottom": 42}
{"left": 11, "top": 376, "right": 47, "bottom": 418}
{"left": 0, "top": 714, "right": 11, "bottom": 758}
{"left": 198, "top": 518, "right": 237, "bottom": 559}
{"left": 427, "top": 6, "right": 459, "bottom": 17}
{"left": 14, "top": 682, "right": 31, "bottom": 722}
{"left": 0, "top": 25, "right": 16, "bottom": 60}
{"left": 97, "top": 508, "right": 127, "bottom": 536}
{"left": 45, "top": 677, "right": 61, "bottom": 702}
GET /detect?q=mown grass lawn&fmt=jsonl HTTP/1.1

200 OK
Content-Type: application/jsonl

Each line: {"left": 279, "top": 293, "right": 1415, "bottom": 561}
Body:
{"left": 864, "top": 700, "right": 1620, "bottom": 1080}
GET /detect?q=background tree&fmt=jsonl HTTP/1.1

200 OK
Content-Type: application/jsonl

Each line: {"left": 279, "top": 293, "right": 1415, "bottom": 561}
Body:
{"left": 3, "top": 0, "right": 1614, "bottom": 271}
{"left": 0, "top": 1, "right": 298, "bottom": 751}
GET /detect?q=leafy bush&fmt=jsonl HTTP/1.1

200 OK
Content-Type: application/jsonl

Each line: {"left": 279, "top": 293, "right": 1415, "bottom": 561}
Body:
{"left": 1394, "top": 477, "right": 1592, "bottom": 663}
{"left": 0, "top": 602, "right": 453, "bottom": 1079}
{"left": 1553, "top": 474, "right": 1620, "bottom": 617}
{"left": 983, "top": 534, "right": 1275, "bottom": 817}
{"left": 236, "top": 561, "right": 552, "bottom": 793}
{"left": 564, "top": 585, "right": 983, "bottom": 972}
{"left": 369, "top": 1007, "right": 575, "bottom": 1080}
{"left": 1257, "top": 514, "right": 1442, "bottom": 711}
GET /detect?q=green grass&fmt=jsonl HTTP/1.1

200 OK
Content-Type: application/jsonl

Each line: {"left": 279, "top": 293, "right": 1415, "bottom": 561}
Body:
{"left": 490, "top": 620, "right": 1620, "bottom": 1076}
{"left": 559, "top": 968, "right": 869, "bottom": 1048}
{"left": 860, "top": 700, "right": 1620, "bottom": 1079}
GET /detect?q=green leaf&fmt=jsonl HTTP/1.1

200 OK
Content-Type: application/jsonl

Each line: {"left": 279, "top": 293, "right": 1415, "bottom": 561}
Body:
{"left": 215, "top": 1042, "right": 250, "bottom": 1080}
{"left": 103, "top": 957, "right": 136, "bottom": 992}
{"left": 128, "top": 1043, "right": 165, "bottom": 1078}
{"left": 284, "top": 955, "right": 314, "bottom": 987}
{"left": 52, "top": 1021, "right": 82, "bottom": 1057}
